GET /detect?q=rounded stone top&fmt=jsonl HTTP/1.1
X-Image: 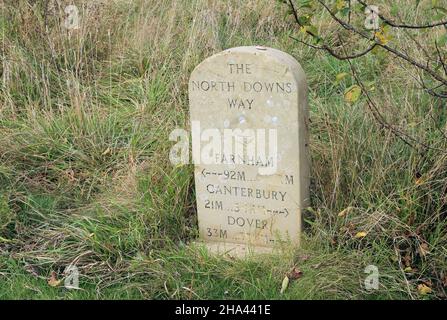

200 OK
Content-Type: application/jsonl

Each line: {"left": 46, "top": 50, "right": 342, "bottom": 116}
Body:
{"left": 190, "top": 46, "right": 307, "bottom": 86}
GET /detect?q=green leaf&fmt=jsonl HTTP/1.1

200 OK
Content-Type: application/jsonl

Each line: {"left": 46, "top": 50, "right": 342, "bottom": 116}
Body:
{"left": 433, "top": 12, "right": 445, "bottom": 20}
{"left": 353, "top": 1, "right": 365, "bottom": 13}
{"left": 340, "top": 7, "right": 351, "bottom": 17}
{"left": 344, "top": 85, "right": 362, "bottom": 103}
{"left": 433, "top": 6, "right": 447, "bottom": 15}
{"left": 332, "top": 0, "right": 347, "bottom": 13}
{"left": 335, "top": 72, "right": 349, "bottom": 84}
{"left": 336, "top": 0, "right": 346, "bottom": 10}
{"left": 297, "top": 15, "right": 311, "bottom": 26}
{"left": 306, "top": 25, "right": 319, "bottom": 36}
{"left": 364, "top": 80, "right": 376, "bottom": 92}
{"left": 437, "top": 33, "right": 447, "bottom": 47}
{"left": 299, "top": 24, "right": 319, "bottom": 38}
{"left": 390, "top": 4, "right": 399, "bottom": 16}
{"left": 298, "top": 0, "right": 314, "bottom": 9}
{"left": 313, "top": 36, "right": 323, "bottom": 45}
{"left": 375, "top": 26, "right": 392, "bottom": 45}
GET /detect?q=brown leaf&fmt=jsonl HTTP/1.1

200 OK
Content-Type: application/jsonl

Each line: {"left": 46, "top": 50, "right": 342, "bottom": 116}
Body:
{"left": 346, "top": 222, "right": 356, "bottom": 232}
{"left": 418, "top": 243, "right": 429, "bottom": 257}
{"left": 344, "top": 85, "right": 362, "bottom": 103}
{"left": 287, "top": 267, "right": 303, "bottom": 280}
{"left": 48, "top": 271, "right": 62, "bottom": 287}
{"left": 403, "top": 253, "right": 412, "bottom": 267}
{"left": 407, "top": 212, "right": 415, "bottom": 226}
{"left": 442, "top": 274, "right": 447, "bottom": 287}
{"left": 102, "top": 147, "right": 111, "bottom": 156}
{"left": 415, "top": 177, "right": 424, "bottom": 185}
{"left": 417, "top": 283, "right": 432, "bottom": 295}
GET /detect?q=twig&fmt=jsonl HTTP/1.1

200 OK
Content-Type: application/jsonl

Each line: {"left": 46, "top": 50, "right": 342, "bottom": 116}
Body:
{"left": 289, "top": 35, "right": 377, "bottom": 60}
{"left": 435, "top": 41, "right": 447, "bottom": 76}
{"left": 343, "top": 44, "right": 444, "bottom": 153}
{"left": 316, "top": 0, "right": 447, "bottom": 87}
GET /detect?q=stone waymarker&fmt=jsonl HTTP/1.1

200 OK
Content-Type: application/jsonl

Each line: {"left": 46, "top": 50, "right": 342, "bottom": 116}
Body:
{"left": 188, "top": 46, "right": 309, "bottom": 255}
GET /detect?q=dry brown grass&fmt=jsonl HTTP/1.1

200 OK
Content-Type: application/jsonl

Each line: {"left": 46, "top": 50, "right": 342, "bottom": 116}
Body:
{"left": 0, "top": 0, "right": 446, "bottom": 299}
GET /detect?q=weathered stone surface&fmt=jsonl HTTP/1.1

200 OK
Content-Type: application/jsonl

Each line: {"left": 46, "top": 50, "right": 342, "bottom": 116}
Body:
{"left": 189, "top": 46, "right": 310, "bottom": 254}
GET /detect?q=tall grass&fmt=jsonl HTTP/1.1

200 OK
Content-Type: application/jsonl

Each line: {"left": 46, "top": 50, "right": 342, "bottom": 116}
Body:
{"left": 0, "top": 0, "right": 446, "bottom": 299}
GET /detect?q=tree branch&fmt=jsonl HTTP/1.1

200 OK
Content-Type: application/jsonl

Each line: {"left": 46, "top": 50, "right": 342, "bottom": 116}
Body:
{"left": 290, "top": 35, "right": 377, "bottom": 60}
{"left": 316, "top": 0, "right": 447, "bottom": 87}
